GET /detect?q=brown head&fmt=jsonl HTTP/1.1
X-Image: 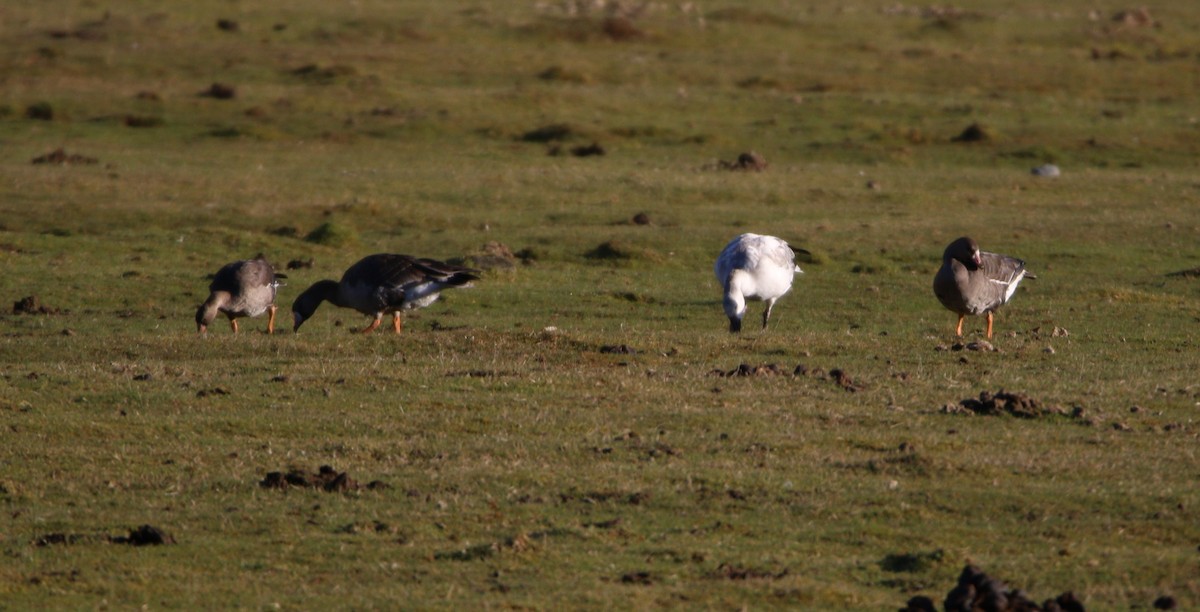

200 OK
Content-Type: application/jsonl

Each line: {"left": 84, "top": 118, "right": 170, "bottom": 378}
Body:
{"left": 944, "top": 236, "right": 983, "bottom": 270}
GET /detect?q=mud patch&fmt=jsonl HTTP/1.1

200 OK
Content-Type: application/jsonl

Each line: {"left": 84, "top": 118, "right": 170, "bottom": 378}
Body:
{"left": 13, "top": 295, "right": 62, "bottom": 315}
{"left": 286, "top": 258, "right": 314, "bottom": 269}
{"left": 31, "top": 149, "right": 97, "bottom": 165}
{"left": 259, "top": 465, "right": 387, "bottom": 493}
{"left": 902, "top": 565, "right": 1082, "bottom": 612}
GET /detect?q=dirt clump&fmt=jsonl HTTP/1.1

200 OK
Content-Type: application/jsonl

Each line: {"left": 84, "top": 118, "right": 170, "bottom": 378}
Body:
{"left": 31, "top": 149, "right": 98, "bottom": 165}
{"left": 828, "top": 368, "right": 862, "bottom": 392}
{"left": 620, "top": 571, "right": 653, "bottom": 585}
{"left": 202, "top": 83, "right": 236, "bottom": 99}
{"left": 1112, "top": 7, "right": 1154, "bottom": 27}
{"left": 13, "top": 295, "right": 61, "bottom": 315}
{"left": 718, "top": 151, "right": 768, "bottom": 171}
{"left": 521, "top": 123, "right": 574, "bottom": 143}
{"left": 1154, "top": 595, "right": 1178, "bottom": 610}
{"left": 711, "top": 363, "right": 788, "bottom": 377}
{"left": 286, "top": 258, "right": 313, "bottom": 270}
{"left": 111, "top": 525, "right": 175, "bottom": 546}
{"left": 259, "top": 465, "right": 386, "bottom": 493}
{"left": 945, "top": 565, "right": 1082, "bottom": 611}
{"left": 34, "top": 533, "right": 89, "bottom": 546}
{"left": 1166, "top": 267, "right": 1200, "bottom": 278}
{"left": 943, "top": 390, "right": 1071, "bottom": 419}
{"left": 708, "top": 563, "right": 788, "bottom": 581}
{"left": 952, "top": 123, "right": 993, "bottom": 142}
{"left": 568, "top": 142, "right": 605, "bottom": 157}
{"left": 600, "top": 344, "right": 637, "bottom": 355}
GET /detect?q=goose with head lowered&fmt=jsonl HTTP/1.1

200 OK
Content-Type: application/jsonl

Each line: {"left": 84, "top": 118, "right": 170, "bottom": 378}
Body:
{"left": 933, "top": 236, "right": 1034, "bottom": 340}
{"left": 714, "top": 233, "right": 808, "bottom": 333}
{"left": 291, "top": 253, "right": 479, "bottom": 334}
{"left": 196, "top": 257, "right": 285, "bottom": 334}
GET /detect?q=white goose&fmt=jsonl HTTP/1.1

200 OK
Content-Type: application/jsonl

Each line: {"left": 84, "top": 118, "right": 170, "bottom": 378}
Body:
{"left": 714, "top": 233, "right": 807, "bottom": 333}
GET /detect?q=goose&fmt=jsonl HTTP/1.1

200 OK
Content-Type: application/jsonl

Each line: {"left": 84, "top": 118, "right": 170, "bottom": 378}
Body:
{"left": 714, "top": 233, "right": 807, "bottom": 333}
{"left": 291, "top": 253, "right": 479, "bottom": 334}
{"left": 933, "top": 236, "right": 1034, "bottom": 339}
{"left": 196, "top": 257, "right": 285, "bottom": 334}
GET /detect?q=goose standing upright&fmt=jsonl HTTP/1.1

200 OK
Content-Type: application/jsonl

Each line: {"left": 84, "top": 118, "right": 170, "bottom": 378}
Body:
{"left": 196, "top": 257, "right": 285, "bottom": 334}
{"left": 291, "top": 253, "right": 479, "bottom": 334}
{"left": 933, "top": 236, "right": 1034, "bottom": 339}
{"left": 715, "top": 233, "right": 807, "bottom": 333}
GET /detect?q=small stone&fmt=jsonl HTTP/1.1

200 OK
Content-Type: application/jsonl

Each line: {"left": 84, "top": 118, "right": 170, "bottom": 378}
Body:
{"left": 1044, "top": 346, "right": 1056, "bottom": 354}
{"left": 1031, "top": 164, "right": 1061, "bottom": 177}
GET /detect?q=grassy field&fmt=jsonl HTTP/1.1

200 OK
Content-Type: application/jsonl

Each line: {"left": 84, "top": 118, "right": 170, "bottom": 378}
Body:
{"left": 2, "top": 1, "right": 1199, "bottom": 609}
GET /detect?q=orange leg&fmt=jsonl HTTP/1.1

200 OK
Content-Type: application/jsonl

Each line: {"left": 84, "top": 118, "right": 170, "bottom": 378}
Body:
{"left": 954, "top": 313, "right": 965, "bottom": 337}
{"left": 392, "top": 312, "right": 403, "bottom": 334}
{"left": 267, "top": 305, "right": 277, "bottom": 334}
{"left": 986, "top": 312, "right": 994, "bottom": 340}
{"left": 360, "top": 317, "right": 383, "bottom": 334}
{"left": 230, "top": 317, "right": 239, "bottom": 334}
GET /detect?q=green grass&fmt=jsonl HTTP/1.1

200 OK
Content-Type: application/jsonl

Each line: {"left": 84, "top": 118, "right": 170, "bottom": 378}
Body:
{"left": 2, "top": 1, "right": 1200, "bottom": 609}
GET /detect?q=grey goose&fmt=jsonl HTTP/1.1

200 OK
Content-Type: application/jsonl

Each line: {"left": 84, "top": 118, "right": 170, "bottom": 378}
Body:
{"left": 196, "top": 257, "right": 285, "bottom": 334}
{"left": 933, "top": 236, "right": 1033, "bottom": 339}
{"left": 291, "top": 253, "right": 479, "bottom": 334}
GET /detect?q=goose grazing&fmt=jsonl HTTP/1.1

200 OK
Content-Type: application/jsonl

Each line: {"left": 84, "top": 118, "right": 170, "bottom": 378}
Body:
{"left": 291, "top": 253, "right": 479, "bottom": 334}
{"left": 714, "top": 233, "right": 807, "bottom": 333}
{"left": 196, "top": 257, "right": 285, "bottom": 334}
{"left": 933, "top": 236, "right": 1034, "bottom": 339}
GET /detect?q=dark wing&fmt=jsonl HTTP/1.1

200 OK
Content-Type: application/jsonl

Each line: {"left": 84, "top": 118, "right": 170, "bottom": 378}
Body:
{"left": 342, "top": 254, "right": 422, "bottom": 288}
{"left": 414, "top": 258, "right": 480, "bottom": 286}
